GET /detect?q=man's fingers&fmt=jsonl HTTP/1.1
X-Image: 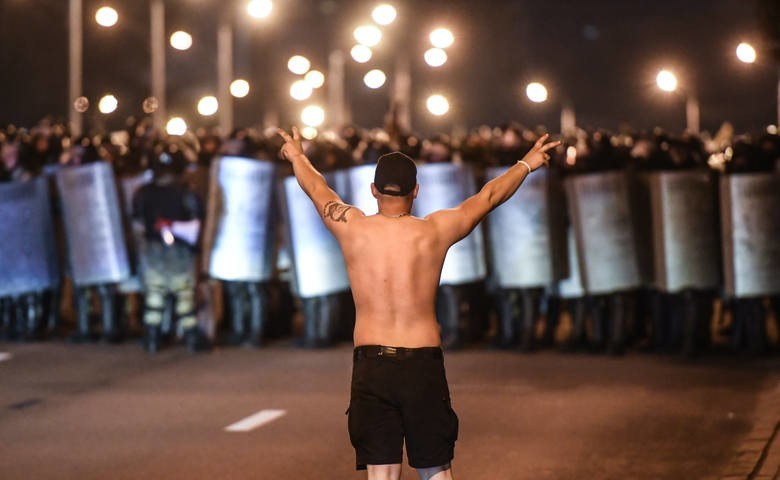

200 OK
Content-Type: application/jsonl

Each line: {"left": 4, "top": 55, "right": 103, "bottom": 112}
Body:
{"left": 534, "top": 133, "right": 550, "bottom": 148}
{"left": 277, "top": 128, "right": 293, "bottom": 143}
{"left": 292, "top": 126, "right": 301, "bottom": 141}
{"left": 540, "top": 140, "right": 562, "bottom": 152}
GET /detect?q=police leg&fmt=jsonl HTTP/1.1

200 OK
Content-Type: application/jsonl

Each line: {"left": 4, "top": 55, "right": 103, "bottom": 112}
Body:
{"left": 494, "top": 289, "right": 518, "bottom": 348}
{"left": 566, "top": 296, "right": 588, "bottom": 351}
{"left": 541, "top": 292, "right": 561, "bottom": 348}
{"left": 19, "top": 292, "right": 43, "bottom": 341}
{"left": 71, "top": 287, "right": 94, "bottom": 342}
{"left": 140, "top": 245, "right": 168, "bottom": 353}
{"left": 518, "top": 288, "right": 537, "bottom": 352}
{"left": 44, "top": 287, "right": 62, "bottom": 337}
{"left": 0, "top": 297, "right": 11, "bottom": 339}
{"left": 225, "top": 281, "right": 248, "bottom": 345}
{"left": 96, "top": 284, "right": 121, "bottom": 342}
{"left": 649, "top": 290, "right": 668, "bottom": 352}
{"left": 679, "top": 290, "right": 698, "bottom": 357}
{"left": 300, "top": 296, "right": 319, "bottom": 348}
{"left": 589, "top": 296, "right": 608, "bottom": 352}
{"left": 436, "top": 285, "right": 461, "bottom": 350}
{"left": 316, "top": 293, "right": 339, "bottom": 347}
{"left": 170, "top": 245, "right": 209, "bottom": 352}
{"left": 606, "top": 292, "right": 627, "bottom": 356}
{"left": 745, "top": 298, "right": 767, "bottom": 356}
{"left": 247, "top": 281, "right": 268, "bottom": 347}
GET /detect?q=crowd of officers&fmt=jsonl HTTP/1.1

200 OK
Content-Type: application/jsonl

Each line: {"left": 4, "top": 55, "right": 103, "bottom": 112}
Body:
{"left": 1, "top": 115, "right": 779, "bottom": 356}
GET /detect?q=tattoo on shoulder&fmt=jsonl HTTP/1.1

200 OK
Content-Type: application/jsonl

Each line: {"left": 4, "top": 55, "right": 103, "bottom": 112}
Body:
{"left": 322, "top": 201, "right": 352, "bottom": 223}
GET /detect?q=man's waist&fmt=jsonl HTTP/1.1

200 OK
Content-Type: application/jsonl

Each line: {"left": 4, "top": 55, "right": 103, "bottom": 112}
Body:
{"left": 353, "top": 345, "right": 442, "bottom": 361}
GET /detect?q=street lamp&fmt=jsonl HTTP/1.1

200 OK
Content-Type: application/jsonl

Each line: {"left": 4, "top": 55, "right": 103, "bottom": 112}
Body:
{"left": 290, "top": 80, "right": 313, "bottom": 101}
{"left": 526, "top": 82, "right": 548, "bottom": 103}
{"left": 288, "top": 55, "right": 311, "bottom": 75}
{"left": 95, "top": 6, "right": 118, "bottom": 28}
{"left": 354, "top": 25, "right": 382, "bottom": 47}
{"left": 197, "top": 96, "right": 219, "bottom": 116}
{"left": 364, "top": 69, "right": 387, "bottom": 89}
{"left": 656, "top": 68, "right": 699, "bottom": 134}
{"left": 304, "top": 70, "right": 326, "bottom": 89}
{"left": 350, "top": 45, "right": 372, "bottom": 63}
{"left": 230, "top": 79, "right": 250, "bottom": 98}
{"left": 170, "top": 30, "right": 193, "bottom": 51}
{"left": 371, "top": 4, "right": 397, "bottom": 26}
{"left": 424, "top": 48, "right": 447, "bottom": 67}
{"left": 301, "top": 105, "right": 325, "bottom": 127}
{"left": 426, "top": 94, "right": 450, "bottom": 116}
{"left": 98, "top": 94, "right": 118, "bottom": 114}
{"left": 429, "top": 28, "right": 454, "bottom": 49}
{"left": 736, "top": 42, "right": 757, "bottom": 64}
{"left": 166, "top": 117, "right": 187, "bottom": 136}
{"left": 247, "top": 0, "right": 273, "bottom": 19}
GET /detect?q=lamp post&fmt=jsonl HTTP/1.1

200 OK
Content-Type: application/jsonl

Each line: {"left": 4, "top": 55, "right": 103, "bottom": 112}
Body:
{"left": 68, "top": 0, "right": 82, "bottom": 136}
{"left": 656, "top": 69, "right": 700, "bottom": 134}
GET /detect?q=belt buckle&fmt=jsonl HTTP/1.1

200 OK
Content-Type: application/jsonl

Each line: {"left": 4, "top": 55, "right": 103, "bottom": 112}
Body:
{"left": 382, "top": 346, "right": 397, "bottom": 357}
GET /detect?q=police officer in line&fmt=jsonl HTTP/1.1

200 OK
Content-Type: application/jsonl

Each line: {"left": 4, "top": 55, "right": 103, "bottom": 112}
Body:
{"left": 132, "top": 144, "right": 209, "bottom": 353}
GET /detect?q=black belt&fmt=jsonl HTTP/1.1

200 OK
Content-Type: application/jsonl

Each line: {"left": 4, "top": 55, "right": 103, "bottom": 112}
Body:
{"left": 354, "top": 345, "right": 443, "bottom": 360}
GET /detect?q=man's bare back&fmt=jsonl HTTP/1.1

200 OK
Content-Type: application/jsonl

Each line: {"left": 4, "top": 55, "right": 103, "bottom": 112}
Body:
{"left": 278, "top": 126, "right": 559, "bottom": 480}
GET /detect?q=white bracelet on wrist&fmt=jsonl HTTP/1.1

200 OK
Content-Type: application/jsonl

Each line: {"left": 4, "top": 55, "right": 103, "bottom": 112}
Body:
{"left": 517, "top": 160, "right": 532, "bottom": 174}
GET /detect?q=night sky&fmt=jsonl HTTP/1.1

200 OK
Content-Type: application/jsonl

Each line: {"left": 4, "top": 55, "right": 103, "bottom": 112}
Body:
{"left": 0, "top": 0, "right": 776, "bottom": 135}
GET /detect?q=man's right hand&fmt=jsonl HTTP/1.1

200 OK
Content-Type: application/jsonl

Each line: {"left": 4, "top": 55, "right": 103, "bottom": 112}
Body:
{"left": 521, "top": 134, "right": 561, "bottom": 171}
{"left": 278, "top": 127, "right": 305, "bottom": 162}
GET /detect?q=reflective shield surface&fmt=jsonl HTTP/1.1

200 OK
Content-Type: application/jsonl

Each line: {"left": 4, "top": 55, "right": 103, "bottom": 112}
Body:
{"left": 283, "top": 175, "right": 350, "bottom": 298}
{"left": 720, "top": 173, "right": 780, "bottom": 297}
{"left": 565, "top": 171, "right": 640, "bottom": 294}
{"left": 485, "top": 167, "right": 564, "bottom": 288}
{"left": 346, "top": 164, "right": 379, "bottom": 215}
{"left": 648, "top": 171, "right": 720, "bottom": 292}
{"left": 56, "top": 163, "right": 130, "bottom": 286}
{"left": 412, "top": 163, "right": 486, "bottom": 285}
{"left": 0, "top": 178, "right": 59, "bottom": 296}
{"left": 558, "top": 226, "right": 585, "bottom": 298}
{"left": 203, "top": 157, "right": 277, "bottom": 282}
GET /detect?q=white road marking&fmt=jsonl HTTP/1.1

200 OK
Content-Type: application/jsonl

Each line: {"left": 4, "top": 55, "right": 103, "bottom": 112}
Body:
{"left": 0, "top": 352, "right": 12, "bottom": 363}
{"left": 224, "top": 409, "right": 286, "bottom": 432}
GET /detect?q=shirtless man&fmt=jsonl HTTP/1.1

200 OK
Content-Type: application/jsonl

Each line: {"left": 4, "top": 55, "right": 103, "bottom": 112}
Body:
{"left": 278, "top": 127, "right": 559, "bottom": 480}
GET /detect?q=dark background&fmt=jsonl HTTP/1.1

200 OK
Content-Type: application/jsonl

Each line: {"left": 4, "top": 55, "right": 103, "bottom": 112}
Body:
{"left": 0, "top": 0, "right": 776, "bottom": 134}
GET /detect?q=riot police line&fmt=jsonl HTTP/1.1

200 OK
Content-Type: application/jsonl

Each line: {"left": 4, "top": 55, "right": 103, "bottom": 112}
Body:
{"left": 1, "top": 125, "right": 780, "bottom": 356}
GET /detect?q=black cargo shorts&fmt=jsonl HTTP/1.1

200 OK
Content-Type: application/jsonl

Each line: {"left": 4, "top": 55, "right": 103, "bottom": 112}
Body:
{"left": 347, "top": 345, "right": 458, "bottom": 470}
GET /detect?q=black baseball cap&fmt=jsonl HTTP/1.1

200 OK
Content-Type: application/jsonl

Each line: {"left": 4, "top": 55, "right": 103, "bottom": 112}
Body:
{"left": 374, "top": 152, "right": 417, "bottom": 196}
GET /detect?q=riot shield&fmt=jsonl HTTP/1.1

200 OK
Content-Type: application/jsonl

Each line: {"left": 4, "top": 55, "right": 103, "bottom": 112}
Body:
{"left": 202, "top": 156, "right": 277, "bottom": 282}
{"left": 565, "top": 171, "right": 640, "bottom": 295}
{"left": 558, "top": 226, "right": 585, "bottom": 298}
{"left": 346, "top": 164, "right": 379, "bottom": 215}
{"left": 485, "top": 167, "right": 565, "bottom": 288}
{"left": 283, "top": 175, "right": 350, "bottom": 298}
{"left": 412, "top": 163, "right": 486, "bottom": 285}
{"left": 56, "top": 162, "right": 130, "bottom": 286}
{"left": 0, "top": 178, "right": 59, "bottom": 296}
{"left": 647, "top": 171, "right": 720, "bottom": 292}
{"left": 720, "top": 173, "right": 780, "bottom": 297}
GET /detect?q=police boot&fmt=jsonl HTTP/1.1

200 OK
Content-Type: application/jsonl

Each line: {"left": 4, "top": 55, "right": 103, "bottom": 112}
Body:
{"left": 143, "top": 324, "right": 162, "bottom": 354}
{"left": 494, "top": 290, "right": 518, "bottom": 349}
{"left": 183, "top": 326, "right": 211, "bottom": 353}
{"left": 97, "top": 285, "right": 121, "bottom": 343}
{"left": 247, "top": 283, "right": 267, "bottom": 347}
{"left": 161, "top": 294, "right": 176, "bottom": 342}
{"left": 518, "top": 290, "right": 536, "bottom": 352}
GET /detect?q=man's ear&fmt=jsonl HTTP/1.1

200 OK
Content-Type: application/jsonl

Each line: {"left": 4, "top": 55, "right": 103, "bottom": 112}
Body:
{"left": 371, "top": 183, "right": 380, "bottom": 199}
{"left": 412, "top": 184, "right": 419, "bottom": 199}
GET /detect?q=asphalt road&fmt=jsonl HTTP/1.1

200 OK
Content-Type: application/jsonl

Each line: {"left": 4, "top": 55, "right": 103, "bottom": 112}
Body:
{"left": 0, "top": 341, "right": 777, "bottom": 480}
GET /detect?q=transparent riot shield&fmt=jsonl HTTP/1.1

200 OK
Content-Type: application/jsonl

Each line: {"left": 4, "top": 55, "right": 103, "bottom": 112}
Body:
{"left": 202, "top": 157, "right": 277, "bottom": 282}
{"left": 0, "top": 178, "right": 59, "bottom": 296}
{"left": 565, "top": 171, "right": 640, "bottom": 295}
{"left": 485, "top": 167, "right": 565, "bottom": 288}
{"left": 720, "top": 173, "right": 780, "bottom": 297}
{"left": 647, "top": 171, "right": 720, "bottom": 292}
{"left": 55, "top": 162, "right": 130, "bottom": 286}
{"left": 412, "top": 163, "right": 486, "bottom": 285}
{"left": 346, "top": 164, "right": 379, "bottom": 215}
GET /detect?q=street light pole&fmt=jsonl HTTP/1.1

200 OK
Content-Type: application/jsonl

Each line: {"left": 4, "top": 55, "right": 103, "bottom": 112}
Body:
{"left": 686, "top": 95, "right": 701, "bottom": 134}
{"left": 217, "top": 16, "right": 234, "bottom": 135}
{"left": 327, "top": 49, "right": 348, "bottom": 128}
{"left": 150, "top": 0, "right": 166, "bottom": 130}
{"left": 392, "top": 52, "right": 412, "bottom": 132}
{"left": 68, "top": 0, "right": 82, "bottom": 136}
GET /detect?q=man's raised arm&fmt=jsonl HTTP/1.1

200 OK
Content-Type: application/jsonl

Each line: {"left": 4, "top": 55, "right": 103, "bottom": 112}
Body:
{"left": 427, "top": 134, "right": 561, "bottom": 245}
{"left": 278, "top": 127, "right": 363, "bottom": 232}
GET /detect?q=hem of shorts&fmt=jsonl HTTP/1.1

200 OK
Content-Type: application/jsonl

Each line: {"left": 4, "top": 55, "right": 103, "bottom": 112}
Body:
{"left": 355, "top": 458, "right": 404, "bottom": 471}
{"left": 408, "top": 454, "right": 455, "bottom": 470}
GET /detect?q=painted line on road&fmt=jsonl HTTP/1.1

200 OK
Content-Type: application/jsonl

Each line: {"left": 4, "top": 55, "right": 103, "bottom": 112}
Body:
{"left": 0, "top": 352, "right": 12, "bottom": 363}
{"left": 224, "top": 409, "right": 286, "bottom": 432}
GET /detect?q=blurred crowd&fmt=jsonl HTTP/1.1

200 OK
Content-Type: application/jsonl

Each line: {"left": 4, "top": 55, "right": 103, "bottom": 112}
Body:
{"left": 1, "top": 114, "right": 779, "bottom": 356}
